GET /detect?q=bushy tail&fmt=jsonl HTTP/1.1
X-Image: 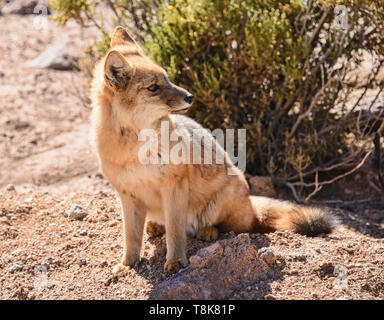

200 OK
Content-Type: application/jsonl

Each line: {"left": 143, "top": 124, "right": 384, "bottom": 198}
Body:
{"left": 250, "top": 196, "right": 339, "bottom": 236}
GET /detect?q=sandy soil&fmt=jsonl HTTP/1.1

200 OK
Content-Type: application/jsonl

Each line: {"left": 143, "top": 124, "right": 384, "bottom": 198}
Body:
{"left": 0, "top": 12, "right": 383, "bottom": 300}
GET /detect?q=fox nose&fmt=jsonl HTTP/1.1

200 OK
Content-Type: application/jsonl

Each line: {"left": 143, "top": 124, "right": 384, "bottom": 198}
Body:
{"left": 184, "top": 94, "right": 194, "bottom": 104}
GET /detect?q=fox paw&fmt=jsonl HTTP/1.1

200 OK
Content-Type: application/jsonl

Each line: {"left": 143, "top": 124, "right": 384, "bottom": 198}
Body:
{"left": 113, "top": 253, "right": 139, "bottom": 275}
{"left": 197, "top": 226, "right": 219, "bottom": 241}
{"left": 146, "top": 221, "right": 165, "bottom": 237}
{"left": 112, "top": 263, "right": 130, "bottom": 275}
{"left": 164, "top": 257, "right": 188, "bottom": 274}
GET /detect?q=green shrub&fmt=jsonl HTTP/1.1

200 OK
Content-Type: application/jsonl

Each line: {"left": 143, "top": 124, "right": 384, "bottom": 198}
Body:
{"left": 51, "top": 0, "right": 384, "bottom": 201}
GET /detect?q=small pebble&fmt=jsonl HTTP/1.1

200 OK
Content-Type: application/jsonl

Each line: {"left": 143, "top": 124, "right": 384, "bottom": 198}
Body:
{"left": 40, "top": 262, "right": 50, "bottom": 271}
{"left": 258, "top": 247, "right": 277, "bottom": 265}
{"left": 68, "top": 204, "right": 87, "bottom": 220}
{"left": 0, "top": 217, "right": 11, "bottom": 226}
{"left": 6, "top": 184, "right": 16, "bottom": 192}
{"left": 9, "top": 262, "right": 24, "bottom": 273}
{"left": 11, "top": 249, "right": 22, "bottom": 255}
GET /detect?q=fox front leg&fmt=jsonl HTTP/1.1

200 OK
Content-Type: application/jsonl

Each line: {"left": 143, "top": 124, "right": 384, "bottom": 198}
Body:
{"left": 162, "top": 179, "right": 189, "bottom": 273}
{"left": 113, "top": 192, "right": 146, "bottom": 275}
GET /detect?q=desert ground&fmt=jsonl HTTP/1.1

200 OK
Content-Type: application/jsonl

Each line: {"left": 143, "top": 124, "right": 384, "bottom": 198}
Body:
{"left": 0, "top": 10, "right": 383, "bottom": 300}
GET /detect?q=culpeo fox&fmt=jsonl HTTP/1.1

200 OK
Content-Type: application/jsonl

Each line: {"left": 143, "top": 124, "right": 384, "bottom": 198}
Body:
{"left": 90, "top": 27, "right": 337, "bottom": 274}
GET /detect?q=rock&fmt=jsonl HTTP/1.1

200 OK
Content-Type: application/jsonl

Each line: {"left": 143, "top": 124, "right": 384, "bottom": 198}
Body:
{"left": 24, "top": 197, "right": 33, "bottom": 203}
{"left": 100, "top": 260, "right": 108, "bottom": 268}
{"left": 40, "top": 262, "right": 50, "bottom": 270}
{"left": 0, "top": 217, "right": 11, "bottom": 226}
{"left": 345, "top": 53, "right": 384, "bottom": 88}
{"left": 95, "top": 173, "right": 104, "bottom": 179}
{"left": 68, "top": 204, "right": 87, "bottom": 220}
{"left": 28, "top": 45, "right": 78, "bottom": 71}
{"left": 9, "top": 262, "right": 24, "bottom": 273}
{"left": 6, "top": 184, "right": 16, "bottom": 192}
{"left": 150, "top": 234, "right": 275, "bottom": 300}
{"left": 318, "top": 262, "right": 335, "bottom": 277}
{"left": 11, "top": 249, "right": 22, "bottom": 255}
{"left": 249, "top": 176, "right": 277, "bottom": 198}
{"left": 1, "top": 0, "right": 51, "bottom": 15}
{"left": 79, "top": 258, "right": 87, "bottom": 266}
{"left": 109, "top": 221, "right": 118, "bottom": 227}
{"left": 258, "top": 247, "right": 278, "bottom": 265}
{"left": 79, "top": 230, "right": 87, "bottom": 236}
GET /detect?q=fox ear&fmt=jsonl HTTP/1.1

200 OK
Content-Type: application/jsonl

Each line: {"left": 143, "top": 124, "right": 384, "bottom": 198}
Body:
{"left": 104, "top": 50, "right": 134, "bottom": 90}
{"left": 111, "top": 26, "right": 138, "bottom": 48}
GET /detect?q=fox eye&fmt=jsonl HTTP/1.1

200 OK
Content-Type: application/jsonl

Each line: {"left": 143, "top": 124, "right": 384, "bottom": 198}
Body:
{"left": 147, "top": 84, "right": 159, "bottom": 92}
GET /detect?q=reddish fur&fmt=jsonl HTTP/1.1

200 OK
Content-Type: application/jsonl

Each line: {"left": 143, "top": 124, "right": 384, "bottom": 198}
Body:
{"left": 90, "top": 27, "right": 337, "bottom": 274}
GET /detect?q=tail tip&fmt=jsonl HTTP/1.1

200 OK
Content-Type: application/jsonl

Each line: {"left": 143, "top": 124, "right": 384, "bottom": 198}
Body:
{"left": 294, "top": 207, "right": 340, "bottom": 237}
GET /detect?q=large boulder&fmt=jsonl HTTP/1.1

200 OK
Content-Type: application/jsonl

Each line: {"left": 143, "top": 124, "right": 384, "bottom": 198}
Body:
{"left": 149, "top": 234, "right": 280, "bottom": 300}
{"left": 1, "top": 0, "right": 51, "bottom": 15}
{"left": 28, "top": 45, "right": 78, "bottom": 71}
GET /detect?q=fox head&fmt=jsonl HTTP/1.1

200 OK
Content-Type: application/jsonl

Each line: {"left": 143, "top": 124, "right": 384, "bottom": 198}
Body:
{"left": 102, "top": 27, "right": 194, "bottom": 124}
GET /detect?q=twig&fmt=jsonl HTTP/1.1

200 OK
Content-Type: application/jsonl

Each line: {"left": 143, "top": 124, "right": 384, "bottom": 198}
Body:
{"left": 290, "top": 151, "right": 372, "bottom": 188}
{"left": 309, "top": 198, "right": 383, "bottom": 205}
{"left": 288, "top": 76, "right": 333, "bottom": 138}
{"left": 105, "top": 0, "right": 122, "bottom": 25}
{"left": 10, "top": 143, "right": 66, "bottom": 160}
{"left": 306, "top": 5, "right": 330, "bottom": 48}
{"left": 304, "top": 170, "right": 323, "bottom": 203}
{"left": 285, "top": 181, "right": 302, "bottom": 203}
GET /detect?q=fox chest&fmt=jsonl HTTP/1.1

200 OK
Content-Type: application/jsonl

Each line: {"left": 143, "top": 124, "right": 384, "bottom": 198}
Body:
{"left": 96, "top": 126, "right": 167, "bottom": 206}
{"left": 100, "top": 155, "right": 165, "bottom": 206}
